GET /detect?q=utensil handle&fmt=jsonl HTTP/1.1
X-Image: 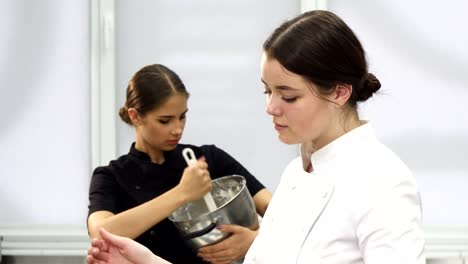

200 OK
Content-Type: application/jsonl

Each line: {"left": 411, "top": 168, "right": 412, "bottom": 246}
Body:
{"left": 182, "top": 148, "right": 197, "bottom": 165}
{"left": 182, "top": 221, "right": 218, "bottom": 240}
{"left": 182, "top": 148, "right": 217, "bottom": 211}
{"left": 202, "top": 194, "right": 217, "bottom": 212}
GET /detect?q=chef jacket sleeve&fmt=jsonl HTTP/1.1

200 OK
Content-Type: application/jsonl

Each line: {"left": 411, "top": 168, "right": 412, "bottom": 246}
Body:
{"left": 355, "top": 173, "right": 425, "bottom": 264}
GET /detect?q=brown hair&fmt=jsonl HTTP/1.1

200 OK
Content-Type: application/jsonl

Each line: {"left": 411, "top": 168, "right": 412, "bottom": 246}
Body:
{"left": 263, "top": 10, "right": 381, "bottom": 107}
{"left": 119, "top": 64, "right": 189, "bottom": 125}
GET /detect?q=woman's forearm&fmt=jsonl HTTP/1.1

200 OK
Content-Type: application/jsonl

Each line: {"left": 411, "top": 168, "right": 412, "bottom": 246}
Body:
{"left": 88, "top": 186, "right": 189, "bottom": 239}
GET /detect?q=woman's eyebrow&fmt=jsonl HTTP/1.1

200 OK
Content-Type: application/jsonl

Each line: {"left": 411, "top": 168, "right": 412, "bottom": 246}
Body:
{"left": 261, "top": 79, "right": 298, "bottom": 91}
{"left": 158, "top": 109, "right": 188, "bottom": 118}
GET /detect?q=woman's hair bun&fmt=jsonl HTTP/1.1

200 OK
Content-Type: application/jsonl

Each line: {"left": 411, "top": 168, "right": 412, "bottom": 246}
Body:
{"left": 357, "top": 73, "right": 381, "bottom": 102}
{"left": 119, "top": 106, "right": 132, "bottom": 125}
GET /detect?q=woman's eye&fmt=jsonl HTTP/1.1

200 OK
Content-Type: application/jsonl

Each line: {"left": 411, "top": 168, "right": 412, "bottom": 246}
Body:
{"left": 180, "top": 115, "right": 186, "bottom": 120}
{"left": 158, "top": 120, "right": 169, "bottom": 125}
{"left": 283, "top": 97, "right": 298, "bottom": 103}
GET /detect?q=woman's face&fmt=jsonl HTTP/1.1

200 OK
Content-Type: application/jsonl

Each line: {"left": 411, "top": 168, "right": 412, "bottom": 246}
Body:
{"left": 136, "top": 94, "right": 188, "bottom": 152}
{"left": 261, "top": 53, "right": 336, "bottom": 147}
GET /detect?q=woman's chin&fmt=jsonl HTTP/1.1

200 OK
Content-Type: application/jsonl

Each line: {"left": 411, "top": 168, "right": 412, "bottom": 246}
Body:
{"left": 278, "top": 134, "right": 298, "bottom": 145}
{"left": 162, "top": 144, "right": 178, "bottom": 151}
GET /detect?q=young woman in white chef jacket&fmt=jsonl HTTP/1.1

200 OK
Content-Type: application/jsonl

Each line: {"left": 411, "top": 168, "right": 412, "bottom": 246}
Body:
{"left": 86, "top": 10, "right": 425, "bottom": 264}
{"left": 242, "top": 10, "right": 425, "bottom": 264}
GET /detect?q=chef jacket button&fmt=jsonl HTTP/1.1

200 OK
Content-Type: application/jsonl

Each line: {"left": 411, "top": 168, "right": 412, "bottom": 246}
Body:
{"left": 322, "top": 192, "right": 328, "bottom": 198}
{"left": 150, "top": 230, "right": 155, "bottom": 236}
{"left": 135, "top": 185, "right": 141, "bottom": 190}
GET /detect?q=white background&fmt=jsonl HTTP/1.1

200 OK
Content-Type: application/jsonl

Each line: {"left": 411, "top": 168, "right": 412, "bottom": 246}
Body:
{"left": 0, "top": 0, "right": 90, "bottom": 226}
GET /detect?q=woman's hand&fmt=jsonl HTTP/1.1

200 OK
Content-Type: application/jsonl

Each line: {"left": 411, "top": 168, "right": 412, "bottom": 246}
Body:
{"left": 197, "top": 225, "right": 258, "bottom": 264}
{"left": 87, "top": 228, "right": 171, "bottom": 264}
{"left": 176, "top": 157, "right": 212, "bottom": 202}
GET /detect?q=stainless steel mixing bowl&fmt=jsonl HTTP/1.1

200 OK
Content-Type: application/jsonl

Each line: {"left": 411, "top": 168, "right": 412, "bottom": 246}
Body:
{"left": 169, "top": 175, "right": 258, "bottom": 250}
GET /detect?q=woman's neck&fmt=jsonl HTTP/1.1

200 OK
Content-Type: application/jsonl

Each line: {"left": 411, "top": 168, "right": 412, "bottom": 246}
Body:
{"left": 301, "top": 142, "right": 316, "bottom": 172}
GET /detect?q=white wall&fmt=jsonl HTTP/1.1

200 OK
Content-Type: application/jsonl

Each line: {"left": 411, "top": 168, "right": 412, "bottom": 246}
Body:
{"left": 329, "top": 0, "right": 468, "bottom": 227}
{"left": 0, "top": 0, "right": 90, "bottom": 226}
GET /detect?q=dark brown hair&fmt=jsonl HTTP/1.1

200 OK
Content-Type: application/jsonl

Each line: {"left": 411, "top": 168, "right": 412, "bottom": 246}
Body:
{"left": 119, "top": 64, "right": 189, "bottom": 125}
{"left": 263, "top": 10, "right": 381, "bottom": 107}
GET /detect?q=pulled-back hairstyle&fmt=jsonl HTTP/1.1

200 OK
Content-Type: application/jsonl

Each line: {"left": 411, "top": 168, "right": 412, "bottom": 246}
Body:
{"left": 119, "top": 64, "right": 189, "bottom": 125}
{"left": 263, "top": 10, "right": 381, "bottom": 107}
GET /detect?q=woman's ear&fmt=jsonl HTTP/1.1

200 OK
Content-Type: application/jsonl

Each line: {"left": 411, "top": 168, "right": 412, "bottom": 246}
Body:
{"left": 128, "top": 108, "right": 141, "bottom": 126}
{"left": 333, "top": 84, "right": 352, "bottom": 107}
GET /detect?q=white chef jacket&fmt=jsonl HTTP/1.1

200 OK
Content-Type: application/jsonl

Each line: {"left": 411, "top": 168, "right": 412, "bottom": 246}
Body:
{"left": 244, "top": 123, "right": 425, "bottom": 264}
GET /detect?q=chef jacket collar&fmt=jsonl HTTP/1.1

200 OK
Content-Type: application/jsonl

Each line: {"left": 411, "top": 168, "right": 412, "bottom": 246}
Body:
{"left": 307, "top": 121, "right": 376, "bottom": 172}
{"left": 128, "top": 142, "right": 177, "bottom": 164}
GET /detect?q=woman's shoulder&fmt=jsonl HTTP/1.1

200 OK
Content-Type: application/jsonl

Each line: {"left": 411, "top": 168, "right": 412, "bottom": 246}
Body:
{"left": 368, "top": 141, "right": 412, "bottom": 177}
{"left": 92, "top": 153, "right": 133, "bottom": 176}
{"left": 340, "top": 141, "right": 417, "bottom": 197}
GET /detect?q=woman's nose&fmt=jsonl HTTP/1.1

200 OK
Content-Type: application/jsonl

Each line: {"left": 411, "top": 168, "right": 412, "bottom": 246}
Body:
{"left": 266, "top": 96, "right": 281, "bottom": 116}
{"left": 172, "top": 121, "right": 185, "bottom": 135}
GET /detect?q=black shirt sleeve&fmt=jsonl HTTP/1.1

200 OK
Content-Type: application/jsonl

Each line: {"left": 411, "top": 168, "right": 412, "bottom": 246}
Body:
{"left": 200, "top": 145, "right": 265, "bottom": 197}
{"left": 88, "top": 165, "right": 120, "bottom": 216}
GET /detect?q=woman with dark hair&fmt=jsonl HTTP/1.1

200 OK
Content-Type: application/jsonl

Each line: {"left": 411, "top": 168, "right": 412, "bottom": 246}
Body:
{"left": 243, "top": 9, "right": 425, "bottom": 263}
{"left": 87, "top": 64, "right": 272, "bottom": 264}
{"left": 87, "top": 10, "right": 425, "bottom": 264}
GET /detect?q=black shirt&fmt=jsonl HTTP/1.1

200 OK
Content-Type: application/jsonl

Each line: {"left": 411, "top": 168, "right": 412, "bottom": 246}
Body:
{"left": 88, "top": 143, "right": 265, "bottom": 264}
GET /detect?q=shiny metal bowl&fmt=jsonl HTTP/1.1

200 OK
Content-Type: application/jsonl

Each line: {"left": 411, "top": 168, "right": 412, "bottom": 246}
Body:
{"left": 169, "top": 175, "right": 258, "bottom": 250}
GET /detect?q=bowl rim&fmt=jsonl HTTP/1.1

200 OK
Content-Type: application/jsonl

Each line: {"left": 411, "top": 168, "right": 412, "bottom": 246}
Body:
{"left": 169, "top": 174, "right": 248, "bottom": 222}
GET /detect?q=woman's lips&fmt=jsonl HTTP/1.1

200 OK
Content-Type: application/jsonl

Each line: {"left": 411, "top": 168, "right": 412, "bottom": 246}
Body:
{"left": 167, "top": 139, "right": 180, "bottom": 145}
{"left": 274, "top": 123, "right": 287, "bottom": 131}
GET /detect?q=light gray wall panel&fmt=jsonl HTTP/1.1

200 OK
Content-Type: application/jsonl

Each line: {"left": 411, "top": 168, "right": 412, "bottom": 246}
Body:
{"left": 0, "top": 0, "right": 90, "bottom": 226}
